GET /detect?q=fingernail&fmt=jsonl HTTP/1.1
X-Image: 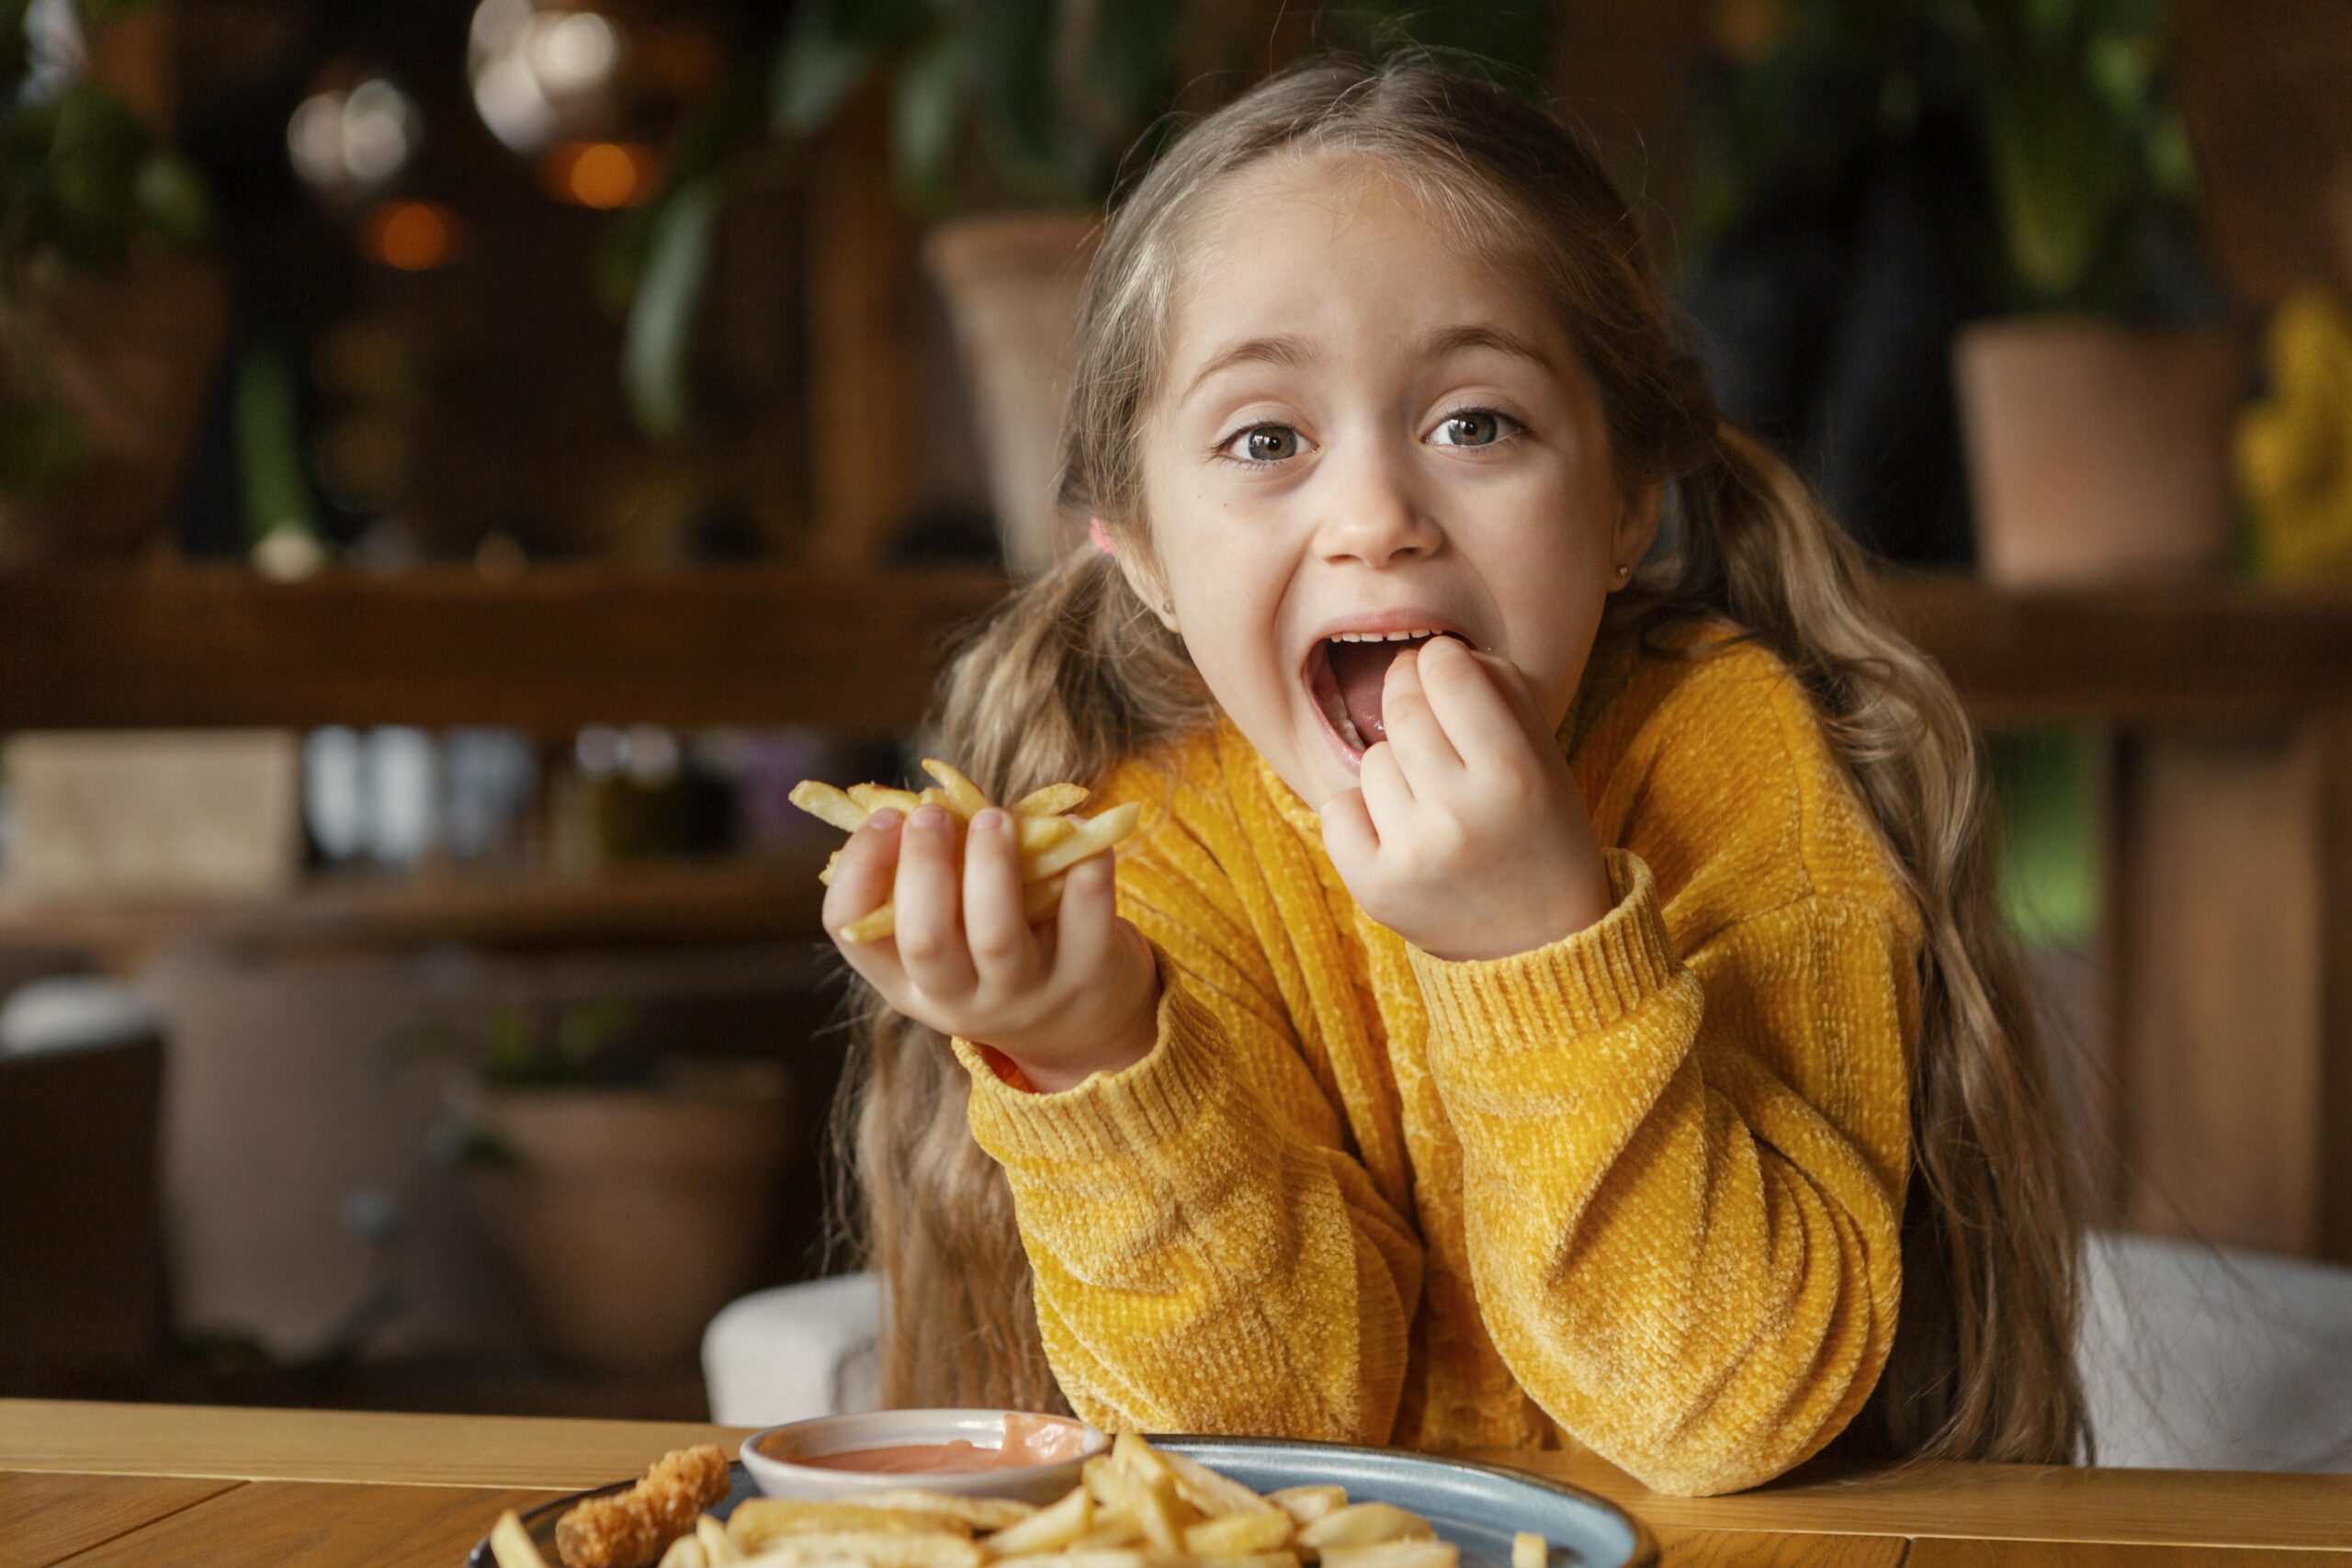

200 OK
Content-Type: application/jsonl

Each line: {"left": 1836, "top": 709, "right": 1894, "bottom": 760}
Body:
{"left": 865, "top": 807, "right": 901, "bottom": 831}
{"left": 973, "top": 807, "right": 1007, "bottom": 833}
{"left": 911, "top": 805, "right": 951, "bottom": 830}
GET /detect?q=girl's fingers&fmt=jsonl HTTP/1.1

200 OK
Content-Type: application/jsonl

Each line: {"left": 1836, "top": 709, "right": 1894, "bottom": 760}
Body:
{"left": 1357, "top": 736, "right": 1414, "bottom": 832}
{"left": 822, "top": 809, "right": 909, "bottom": 990}
{"left": 1466, "top": 647, "right": 1553, "bottom": 739}
{"left": 891, "top": 806, "right": 976, "bottom": 998}
{"left": 1047, "top": 852, "right": 1117, "bottom": 990}
{"left": 1417, "top": 635, "right": 1531, "bottom": 766}
{"left": 1318, "top": 785, "right": 1379, "bottom": 881}
{"left": 1379, "top": 643, "right": 1464, "bottom": 785}
{"left": 960, "top": 808, "right": 1040, "bottom": 987}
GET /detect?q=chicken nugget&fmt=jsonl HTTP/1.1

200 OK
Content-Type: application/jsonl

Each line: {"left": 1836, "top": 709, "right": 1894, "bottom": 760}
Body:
{"left": 556, "top": 1444, "right": 730, "bottom": 1568}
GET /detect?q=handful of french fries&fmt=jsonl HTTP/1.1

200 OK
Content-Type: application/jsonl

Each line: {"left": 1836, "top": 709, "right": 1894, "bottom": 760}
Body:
{"left": 489, "top": 1430, "right": 1551, "bottom": 1568}
{"left": 790, "top": 759, "right": 1140, "bottom": 945}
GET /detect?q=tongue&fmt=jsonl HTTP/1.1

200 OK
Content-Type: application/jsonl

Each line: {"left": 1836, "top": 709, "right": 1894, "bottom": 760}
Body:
{"left": 1328, "top": 637, "right": 1423, "bottom": 744}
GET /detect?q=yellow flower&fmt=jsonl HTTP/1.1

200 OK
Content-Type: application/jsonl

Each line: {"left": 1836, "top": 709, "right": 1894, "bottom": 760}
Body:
{"left": 2239, "top": 289, "right": 2352, "bottom": 580}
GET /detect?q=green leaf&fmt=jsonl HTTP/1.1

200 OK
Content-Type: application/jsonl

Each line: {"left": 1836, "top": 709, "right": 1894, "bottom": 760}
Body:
{"left": 967, "top": 0, "right": 1061, "bottom": 196}
{"left": 1987, "top": 75, "right": 2129, "bottom": 304}
{"left": 133, "top": 149, "right": 209, "bottom": 245}
{"left": 600, "top": 62, "right": 763, "bottom": 310}
{"left": 231, "top": 342, "right": 318, "bottom": 547}
{"left": 622, "top": 173, "right": 722, "bottom": 442}
{"left": 891, "top": 15, "right": 968, "bottom": 209}
{"left": 554, "top": 998, "right": 637, "bottom": 1066}
{"left": 770, "top": 0, "right": 935, "bottom": 137}
{"left": 481, "top": 1008, "right": 536, "bottom": 1083}
{"left": 1, "top": 0, "right": 34, "bottom": 90}
{"left": 1082, "top": 0, "right": 1180, "bottom": 131}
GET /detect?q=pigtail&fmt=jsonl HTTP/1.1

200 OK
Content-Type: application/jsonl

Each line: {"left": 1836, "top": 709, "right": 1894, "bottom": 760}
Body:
{"left": 1628, "top": 420, "right": 2092, "bottom": 1464}
{"left": 835, "top": 536, "right": 1213, "bottom": 1411}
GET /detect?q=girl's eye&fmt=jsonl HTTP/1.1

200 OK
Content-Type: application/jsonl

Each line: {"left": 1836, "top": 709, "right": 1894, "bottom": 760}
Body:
{"left": 1220, "top": 424, "right": 1304, "bottom": 463}
{"left": 1430, "top": 408, "right": 1516, "bottom": 448}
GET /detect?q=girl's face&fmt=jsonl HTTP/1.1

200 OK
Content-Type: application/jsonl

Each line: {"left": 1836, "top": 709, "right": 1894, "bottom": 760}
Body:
{"left": 1131, "top": 150, "right": 1657, "bottom": 809}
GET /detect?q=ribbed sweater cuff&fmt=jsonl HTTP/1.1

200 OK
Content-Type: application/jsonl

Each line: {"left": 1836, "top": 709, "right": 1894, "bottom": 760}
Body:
{"left": 952, "top": 947, "right": 1224, "bottom": 1165}
{"left": 1405, "top": 848, "right": 1679, "bottom": 1047}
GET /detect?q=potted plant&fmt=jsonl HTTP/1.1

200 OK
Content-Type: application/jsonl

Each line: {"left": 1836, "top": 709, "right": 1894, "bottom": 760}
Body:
{"left": 0, "top": 0, "right": 226, "bottom": 565}
{"left": 417, "top": 998, "right": 796, "bottom": 1371}
{"left": 1950, "top": 0, "right": 2240, "bottom": 583}
{"left": 613, "top": 2, "right": 1555, "bottom": 574}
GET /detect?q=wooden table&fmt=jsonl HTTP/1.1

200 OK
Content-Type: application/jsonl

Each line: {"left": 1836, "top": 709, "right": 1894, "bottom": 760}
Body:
{"left": 2, "top": 1401, "right": 2346, "bottom": 1567}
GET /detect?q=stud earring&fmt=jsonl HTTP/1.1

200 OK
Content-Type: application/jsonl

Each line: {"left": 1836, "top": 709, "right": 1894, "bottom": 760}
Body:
{"left": 1614, "top": 563, "right": 1631, "bottom": 581}
{"left": 1161, "top": 598, "right": 1172, "bottom": 612}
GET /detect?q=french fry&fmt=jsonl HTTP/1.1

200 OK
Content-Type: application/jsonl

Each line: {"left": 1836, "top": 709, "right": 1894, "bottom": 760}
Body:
{"left": 848, "top": 784, "right": 924, "bottom": 817}
{"left": 1267, "top": 1486, "right": 1348, "bottom": 1527}
{"left": 1298, "top": 1505, "right": 1436, "bottom": 1550}
{"left": 921, "top": 758, "right": 992, "bottom": 819}
{"left": 725, "top": 1531, "right": 983, "bottom": 1568}
{"left": 1023, "top": 804, "right": 1141, "bottom": 882}
{"left": 788, "top": 781, "right": 868, "bottom": 835}
{"left": 1510, "top": 1531, "right": 1546, "bottom": 1568}
{"left": 492, "top": 1431, "right": 1498, "bottom": 1568}
{"left": 982, "top": 1483, "right": 1092, "bottom": 1556}
{"left": 849, "top": 1492, "right": 1037, "bottom": 1532}
{"left": 1322, "top": 1546, "right": 1460, "bottom": 1568}
{"left": 698, "top": 1515, "right": 743, "bottom": 1563}
{"left": 1016, "top": 814, "right": 1079, "bottom": 854}
{"left": 797, "top": 763, "right": 1131, "bottom": 945}
{"left": 842, "top": 902, "right": 899, "bottom": 944}
{"left": 1317, "top": 1546, "right": 1459, "bottom": 1568}
{"left": 1161, "top": 1449, "right": 1283, "bottom": 1519}
{"left": 1012, "top": 784, "right": 1089, "bottom": 817}
{"left": 1082, "top": 1454, "right": 1182, "bottom": 1552}
{"left": 1183, "top": 1512, "right": 1296, "bottom": 1556}
{"left": 488, "top": 1511, "right": 551, "bottom": 1568}
{"left": 727, "top": 1499, "right": 971, "bottom": 1547}
{"left": 1069, "top": 1510, "right": 1146, "bottom": 1550}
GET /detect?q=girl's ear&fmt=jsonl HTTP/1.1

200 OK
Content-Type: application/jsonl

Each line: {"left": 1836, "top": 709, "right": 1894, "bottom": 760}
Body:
{"left": 1613, "top": 481, "right": 1663, "bottom": 583}
{"left": 1113, "top": 549, "right": 1179, "bottom": 631}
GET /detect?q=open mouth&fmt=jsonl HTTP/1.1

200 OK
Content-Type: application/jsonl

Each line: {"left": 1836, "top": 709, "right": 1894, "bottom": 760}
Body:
{"left": 1303, "top": 627, "right": 1473, "bottom": 762}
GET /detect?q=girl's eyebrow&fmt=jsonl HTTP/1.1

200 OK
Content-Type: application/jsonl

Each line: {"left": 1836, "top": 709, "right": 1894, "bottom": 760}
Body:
{"left": 1179, "top": 322, "right": 1553, "bottom": 406}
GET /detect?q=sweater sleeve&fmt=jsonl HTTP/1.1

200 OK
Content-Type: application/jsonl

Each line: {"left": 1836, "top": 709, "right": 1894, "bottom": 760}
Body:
{"left": 1404, "top": 849, "right": 1913, "bottom": 1496}
{"left": 951, "top": 822, "right": 1424, "bottom": 1443}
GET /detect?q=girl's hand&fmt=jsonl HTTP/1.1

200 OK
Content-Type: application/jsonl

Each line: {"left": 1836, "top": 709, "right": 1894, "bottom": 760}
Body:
{"left": 1318, "top": 637, "right": 1614, "bottom": 962}
{"left": 823, "top": 804, "right": 1161, "bottom": 1092}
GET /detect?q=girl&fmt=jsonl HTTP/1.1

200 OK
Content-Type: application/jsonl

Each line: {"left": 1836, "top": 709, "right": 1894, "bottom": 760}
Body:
{"left": 820, "top": 57, "right": 2087, "bottom": 1496}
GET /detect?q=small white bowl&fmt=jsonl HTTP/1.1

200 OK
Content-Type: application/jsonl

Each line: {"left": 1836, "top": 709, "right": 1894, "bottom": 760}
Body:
{"left": 741, "top": 1409, "right": 1109, "bottom": 1504}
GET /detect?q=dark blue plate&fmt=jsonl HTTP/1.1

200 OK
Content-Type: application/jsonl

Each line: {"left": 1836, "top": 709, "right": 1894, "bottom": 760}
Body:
{"left": 464, "top": 1436, "right": 1656, "bottom": 1568}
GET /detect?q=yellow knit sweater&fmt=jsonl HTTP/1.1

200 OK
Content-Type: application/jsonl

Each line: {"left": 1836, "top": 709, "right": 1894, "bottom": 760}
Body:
{"left": 949, "top": 624, "right": 1923, "bottom": 1496}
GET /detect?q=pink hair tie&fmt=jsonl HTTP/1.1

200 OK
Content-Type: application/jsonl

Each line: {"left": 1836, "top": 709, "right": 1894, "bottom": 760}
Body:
{"left": 1087, "top": 515, "right": 1116, "bottom": 558}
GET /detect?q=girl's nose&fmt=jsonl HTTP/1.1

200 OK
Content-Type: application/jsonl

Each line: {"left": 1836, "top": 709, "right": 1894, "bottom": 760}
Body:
{"left": 1313, "top": 446, "right": 1442, "bottom": 567}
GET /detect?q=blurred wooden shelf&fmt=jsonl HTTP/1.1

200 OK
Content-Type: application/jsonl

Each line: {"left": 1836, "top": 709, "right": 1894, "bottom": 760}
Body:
{"left": 3, "top": 563, "right": 2349, "bottom": 732}
{"left": 0, "top": 563, "right": 1007, "bottom": 737}
{"left": 0, "top": 855, "right": 834, "bottom": 970}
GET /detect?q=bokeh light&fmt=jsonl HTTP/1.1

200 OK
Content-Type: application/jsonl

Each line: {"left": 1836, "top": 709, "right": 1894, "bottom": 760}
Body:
{"left": 469, "top": 0, "right": 627, "bottom": 154}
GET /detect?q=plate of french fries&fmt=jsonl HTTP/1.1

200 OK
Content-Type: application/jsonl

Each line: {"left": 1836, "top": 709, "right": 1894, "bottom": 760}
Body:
{"left": 466, "top": 1429, "right": 1655, "bottom": 1568}
{"left": 789, "top": 760, "right": 1141, "bottom": 944}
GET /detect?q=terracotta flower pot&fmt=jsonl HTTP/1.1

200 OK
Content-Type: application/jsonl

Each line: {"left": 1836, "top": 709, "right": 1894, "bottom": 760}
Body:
{"left": 1954, "top": 317, "right": 2246, "bottom": 585}
{"left": 467, "top": 1066, "right": 793, "bottom": 1370}
{"left": 922, "top": 211, "right": 1100, "bottom": 577}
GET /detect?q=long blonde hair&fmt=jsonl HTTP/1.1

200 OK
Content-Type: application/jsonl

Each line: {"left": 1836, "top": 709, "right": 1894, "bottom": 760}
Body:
{"left": 835, "top": 56, "right": 2089, "bottom": 1463}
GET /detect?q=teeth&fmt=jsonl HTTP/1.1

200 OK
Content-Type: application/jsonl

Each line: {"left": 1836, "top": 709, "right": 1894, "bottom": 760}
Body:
{"left": 1329, "top": 628, "right": 1443, "bottom": 642}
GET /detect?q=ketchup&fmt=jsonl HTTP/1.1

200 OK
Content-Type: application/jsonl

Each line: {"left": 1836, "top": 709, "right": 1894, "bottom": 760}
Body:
{"left": 768, "top": 1414, "right": 1091, "bottom": 1474}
